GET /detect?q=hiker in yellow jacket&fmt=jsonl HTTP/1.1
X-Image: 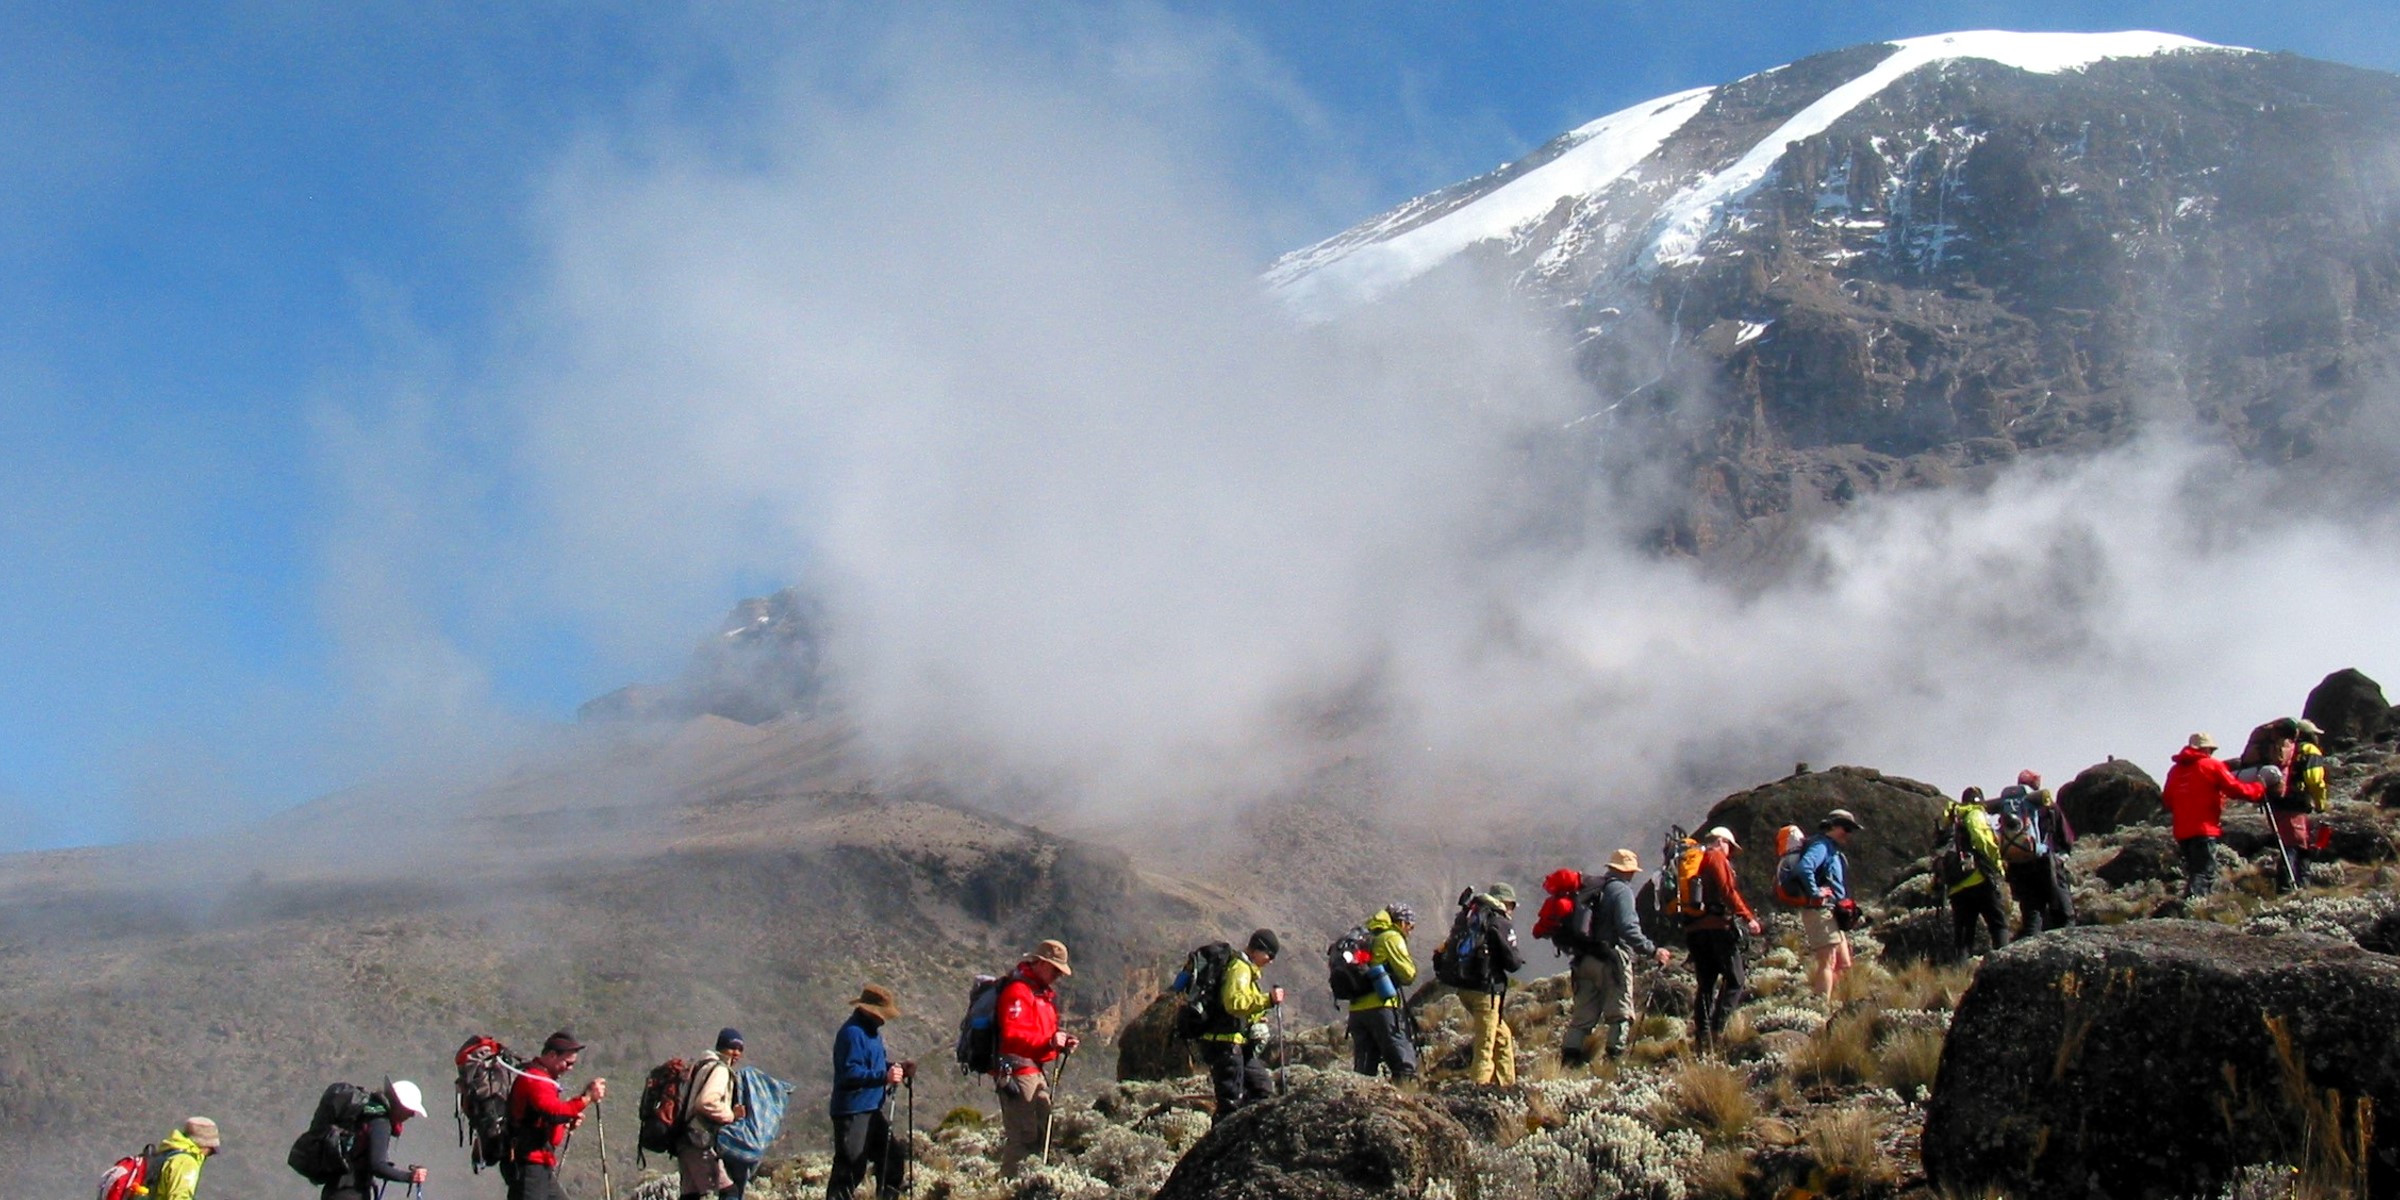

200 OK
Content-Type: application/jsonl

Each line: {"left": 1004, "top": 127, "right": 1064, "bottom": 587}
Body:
{"left": 1942, "top": 788, "right": 2011, "bottom": 959}
{"left": 153, "top": 1118, "right": 220, "bottom": 1200}
{"left": 1198, "top": 929, "right": 1284, "bottom": 1121}
{"left": 1346, "top": 905, "right": 1419, "bottom": 1081}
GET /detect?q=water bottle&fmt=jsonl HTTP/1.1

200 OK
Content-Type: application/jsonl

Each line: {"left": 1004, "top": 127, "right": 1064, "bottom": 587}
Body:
{"left": 1170, "top": 968, "right": 1192, "bottom": 993}
{"left": 1371, "top": 964, "right": 1397, "bottom": 1000}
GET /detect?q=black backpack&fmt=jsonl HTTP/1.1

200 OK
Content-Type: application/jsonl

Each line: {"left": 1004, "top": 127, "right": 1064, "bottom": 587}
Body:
{"left": 635, "top": 1058, "right": 691, "bottom": 1160}
{"left": 288, "top": 1082, "right": 373, "bottom": 1185}
{"left": 954, "top": 974, "right": 1005, "bottom": 1075}
{"left": 454, "top": 1035, "right": 523, "bottom": 1173}
{"left": 1325, "top": 926, "right": 1378, "bottom": 1001}
{"left": 1432, "top": 889, "right": 1492, "bottom": 989}
{"left": 1934, "top": 806, "right": 1980, "bottom": 890}
{"left": 1171, "top": 942, "right": 1237, "bottom": 1040}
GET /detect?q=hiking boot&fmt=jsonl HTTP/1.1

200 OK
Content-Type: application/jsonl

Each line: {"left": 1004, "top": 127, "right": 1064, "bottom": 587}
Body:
{"left": 1560, "top": 1047, "right": 1588, "bottom": 1069}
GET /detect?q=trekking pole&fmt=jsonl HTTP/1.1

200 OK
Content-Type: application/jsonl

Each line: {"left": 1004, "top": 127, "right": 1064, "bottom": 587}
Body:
{"left": 905, "top": 1074, "right": 917, "bottom": 1200}
{"left": 1039, "top": 1049, "right": 1072, "bottom": 1167}
{"left": 2264, "top": 800, "right": 2301, "bottom": 890}
{"left": 592, "top": 1100, "right": 615, "bottom": 1200}
{"left": 1273, "top": 1004, "right": 1288, "bottom": 1096}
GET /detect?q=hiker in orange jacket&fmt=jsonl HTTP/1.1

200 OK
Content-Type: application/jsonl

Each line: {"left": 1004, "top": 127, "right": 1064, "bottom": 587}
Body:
{"left": 2162, "top": 733, "right": 2265, "bottom": 897}
{"left": 1683, "top": 827, "right": 1763, "bottom": 1053}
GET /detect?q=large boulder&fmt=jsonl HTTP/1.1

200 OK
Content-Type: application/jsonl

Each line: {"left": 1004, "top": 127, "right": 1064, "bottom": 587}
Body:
{"left": 1922, "top": 922, "right": 2400, "bottom": 1199}
{"left": 1694, "top": 765, "right": 1946, "bottom": 906}
{"left": 1115, "top": 991, "right": 1199, "bottom": 1082}
{"left": 2304, "top": 668, "right": 2393, "bottom": 749}
{"left": 2090, "top": 827, "right": 2181, "bottom": 887}
{"left": 2055, "top": 758, "right": 2162, "bottom": 838}
{"left": 1152, "top": 1070, "right": 1473, "bottom": 1200}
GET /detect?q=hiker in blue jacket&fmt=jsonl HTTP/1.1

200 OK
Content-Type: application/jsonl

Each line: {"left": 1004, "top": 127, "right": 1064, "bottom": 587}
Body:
{"left": 1795, "top": 810, "right": 1861, "bottom": 998}
{"left": 828, "top": 984, "right": 909, "bottom": 1200}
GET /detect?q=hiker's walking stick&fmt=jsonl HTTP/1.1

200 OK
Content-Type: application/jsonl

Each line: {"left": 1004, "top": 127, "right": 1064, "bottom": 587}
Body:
{"left": 1273, "top": 1004, "right": 1288, "bottom": 1095}
{"left": 904, "top": 1074, "right": 917, "bottom": 1199}
{"left": 2263, "top": 799, "right": 2301, "bottom": 890}
{"left": 877, "top": 1087, "right": 899, "bottom": 1192}
{"left": 592, "top": 1100, "right": 615, "bottom": 1200}
{"left": 1039, "top": 1048, "right": 1073, "bottom": 1167}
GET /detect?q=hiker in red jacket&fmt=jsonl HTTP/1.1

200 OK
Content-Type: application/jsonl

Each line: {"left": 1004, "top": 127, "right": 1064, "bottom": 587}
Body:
{"left": 992, "top": 939, "right": 1078, "bottom": 1175}
{"left": 2162, "top": 733, "right": 2265, "bottom": 898}
{"left": 1684, "top": 827, "right": 1763, "bottom": 1054}
{"left": 506, "top": 1031, "right": 608, "bottom": 1200}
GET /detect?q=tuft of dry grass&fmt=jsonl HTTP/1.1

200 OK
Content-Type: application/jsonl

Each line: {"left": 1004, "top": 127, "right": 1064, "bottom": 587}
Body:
{"left": 1656, "top": 1059, "right": 1758, "bottom": 1143}
{"left": 1873, "top": 1025, "right": 1947, "bottom": 1096}
{"left": 1790, "top": 1007, "right": 1881, "bottom": 1087}
{"left": 1833, "top": 960, "right": 1895, "bottom": 1006}
{"left": 1885, "top": 959, "right": 1977, "bottom": 1011}
{"left": 1690, "top": 1145, "right": 1757, "bottom": 1200}
{"left": 1801, "top": 1107, "right": 1898, "bottom": 1192}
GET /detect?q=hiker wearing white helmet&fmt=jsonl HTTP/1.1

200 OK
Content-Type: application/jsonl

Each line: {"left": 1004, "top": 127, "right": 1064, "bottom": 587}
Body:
{"left": 323, "top": 1079, "right": 430, "bottom": 1200}
{"left": 1683, "top": 827, "right": 1763, "bottom": 1054}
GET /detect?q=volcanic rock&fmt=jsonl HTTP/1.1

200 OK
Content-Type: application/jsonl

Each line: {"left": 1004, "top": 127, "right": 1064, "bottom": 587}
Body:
{"left": 1153, "top": 1070, "right": 1473, "bottom": 1200}
{"left": 1922, "top": 922, "right": 2400, "bottom": 1198}
{"left": 1115, "top": 991, "right": 1200, "bottom": 1082}
{"left": 2303, "top": 668, "right": 2393, "bottom": 749}
{"left": 2091, "top": 827, "right": 2182, "bottom": 887}
{"left": 2054, "top": 758, "right": 2163, "bottom": 837}
{"left": 1693, "top": 765, "right": 1946, "bottom": 907}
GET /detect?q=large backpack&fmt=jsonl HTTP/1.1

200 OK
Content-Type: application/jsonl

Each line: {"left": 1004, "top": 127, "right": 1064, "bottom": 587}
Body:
{"left": 954, "top": 974, "right": 1005, "bottom": 1075}
{"left": 1772, "top": 825, "right": 1817, "bottom": 908}
{"left": 1432, "top": 889, "right": 1491, "bottom": 989}
{"left": 1530, "top": 869, "right": 1582, "bottom": 949}
{"left": 1658, "top": 828, "right": 1710, "bottom": 919}
{"left": 97, "top": 1143, "right": 187, "bottom": 1200}
{"left": 715, "top": 1066, "right": 796, "bottom": 1165}
{"left": 1325, "top": 926, "right": 1379, "bottom": 1002}
{"left": 454, "top": 1034, "right": 523, "bottom": 1173}
{"left": 1932, "top": 806, "right": 1981, "bottom": 890}
{"left": 1171, "top": 941, "right": 1237, "bottom": 1040}
{"left": 288, "top": 1081, "right": 374, "bottom": 1185}
{"left": 635, "top": 1058, "right": 691, "bottom": 1160}
{"left": 1993, "top": 787, "right": 2047, "bottom": 864}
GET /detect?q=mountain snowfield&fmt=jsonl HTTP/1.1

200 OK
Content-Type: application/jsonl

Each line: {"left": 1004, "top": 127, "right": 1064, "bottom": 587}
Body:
{"left": 1268, "top": 30, "right": 2245, "bottom": 316}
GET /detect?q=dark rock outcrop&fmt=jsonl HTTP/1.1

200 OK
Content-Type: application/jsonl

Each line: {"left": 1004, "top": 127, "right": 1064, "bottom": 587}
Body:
{"left": 2091, "top": 827, "right": 2182, "bottom": 887}
{"left": 2055, "top": 758, "right": 2163, "bottom": 838}
{"left": 1922, "top": 922, "right": 2400, "bottom": 1199}
{"left": 2303, "top": 668, "right": 2392, "bottom": 749}
{"left": 1153, "top": 1071, "right": 1473, "bottom": 1200}
{"left": 1695, "top": 765, "right": 1946, "bottom": 905}
{"left": 2359, "top": 910, "right": 2400, "bottom": 956}
{"left": 1115, "top": 992, "right": 1199, "bottom": 1082}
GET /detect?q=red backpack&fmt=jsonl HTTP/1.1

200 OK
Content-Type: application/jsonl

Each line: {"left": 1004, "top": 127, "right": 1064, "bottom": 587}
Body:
{"left": 636, "top": 1057, "right": 692, "bottom": 1161}
{"left": 1531, "top": 868, "right": 1583, "bottom": 944}
{"left": 98, "top": 1144, "right": 189, "bottom": 1200}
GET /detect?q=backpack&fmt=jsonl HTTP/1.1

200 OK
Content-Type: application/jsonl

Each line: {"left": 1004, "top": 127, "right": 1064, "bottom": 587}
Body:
{"left": 1432, "top": 889, "right": 1492, "bottom": 989}
{"left": 288, "top": 1081, "right": 374, "bottom": 1185}
{"left": 1933, "top": 807, "right": 1981, "bottom": 889}
{"left": 454, "top": 1034, "right": 523, "bottom": 1173}
{"left": 1772, "top": 825, "right": 1817, "bottom": 908}
{"left": 1659, "top": 828, "right": 1710, "bottom": 918}
{"left": 1993, "top": 787, "right": 2046, "bottom": 863}
{"left": 98, "top": 1144, "right": 186, "bottom": 1200}
{"left": 1171, "top": 941, "right": 1237, "bottom": 1040}
{"left": 715, "top": 1066, "right": 796, "bottom": 1165}
{"left": 635, "top": 1058, "right": 691, "bottom": 1159}
{"left": 1530, "top": 869, "right": 1582, "bottom": 948}
{"left": 954, "top": 975, "right": 1005, "bottom": 1075}
{"left": 1325, "top": 926, "right": 1379, "bottom": 1002}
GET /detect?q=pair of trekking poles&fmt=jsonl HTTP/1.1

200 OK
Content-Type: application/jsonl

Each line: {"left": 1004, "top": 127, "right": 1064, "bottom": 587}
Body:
{"left": 877, "top": 1066, "right": 917, "bottom": 1198}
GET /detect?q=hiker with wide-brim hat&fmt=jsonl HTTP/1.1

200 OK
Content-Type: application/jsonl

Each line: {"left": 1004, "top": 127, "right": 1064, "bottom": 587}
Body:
{"left": 1451, "top": 883, "right": 1527, "bottom": 1085}
{"left": 991, "top": 940, "right": 1078, "bottom": 1175}
{"left": 1797, "top": 811, "right": 1863, "bottom": 997}
{"left": 828, "top": 987, "right": 907, "bottom": 1200}
{"left": 2164, "top": 733, "right": 2265, "bottom": 898}
{"left": 1561, "top": 851, "right": 1675, "bottom": 1065}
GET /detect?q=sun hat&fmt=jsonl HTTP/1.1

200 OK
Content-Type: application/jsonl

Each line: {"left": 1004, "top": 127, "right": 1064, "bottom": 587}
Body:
{"left": 182, "top": 1117, "right": 221, "bottom": 1149}
{"left": 851, "top": 985, "right": 901, "bottom": 1023}
{"left": 1606, "top": 848, "right": 1642, "bottom": 873}
{"left": 388, "top": 1080, "right": 428, "bottom": 1120}
{"left": 1703, "top": 826, "right": 1739, "bottom": 849}
{"left": 2188, "top": 733, "right": 2217, "bottom": 750}
{"left": 1031, "top": 939, "right": 1073, "bottom": 976}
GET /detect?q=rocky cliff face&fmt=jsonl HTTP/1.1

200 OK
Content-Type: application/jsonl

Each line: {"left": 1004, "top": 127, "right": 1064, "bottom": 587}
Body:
{"left": 1275, "top": 32, "right": 2400, "bottom": 559}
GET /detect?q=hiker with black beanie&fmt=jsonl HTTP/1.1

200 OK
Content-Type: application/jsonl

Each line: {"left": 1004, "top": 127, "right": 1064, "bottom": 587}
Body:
{"left": 1197, "top": 929, "right": 1284, "bottom": 1122}
{"left": 828, "top": 987, "right": 907, "bottom": 1200}
{"left": 679, "top": 1029, "right": 745, "bottom": 1200}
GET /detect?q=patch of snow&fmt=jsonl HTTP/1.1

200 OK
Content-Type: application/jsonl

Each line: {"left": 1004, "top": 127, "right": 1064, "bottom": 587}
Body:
{"left": 1735, "top": 320, "right": 1774, "bottom": 346}
{"left": 1644, "top": 30, "right": 2240, "bottom": 268}
{"left": 1270, "top": 87, "right": 1714, "bottom": 317}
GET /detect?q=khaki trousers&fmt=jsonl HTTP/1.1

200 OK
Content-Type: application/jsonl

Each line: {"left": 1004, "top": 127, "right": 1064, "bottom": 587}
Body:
{"left": 1462, "top": 990, "right": 1516, "bottom": 1085}
{"left": 996, "top": 1070, "right": 1052, "bottom": 1174}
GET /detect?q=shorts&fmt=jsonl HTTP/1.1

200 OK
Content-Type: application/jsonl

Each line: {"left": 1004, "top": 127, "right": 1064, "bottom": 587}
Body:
{"left": 1801, "top": 906, "right": 1848, "bottom": 952}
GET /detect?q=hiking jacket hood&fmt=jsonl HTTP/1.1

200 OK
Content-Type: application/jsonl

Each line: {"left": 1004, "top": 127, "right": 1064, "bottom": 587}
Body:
{"left": 995, "top": 965, "right": 1061, "bottom": 1076}
{"left": 1348, "top": 910, "right": 1417, "bottom": 1013}
{"left": 1203, "top": 955, "right": 1273, "bottom": 1043}
{"left": 831, "top": 1013, "right": 889, "bottom": 1116}
{"left": 152, "top": 1130, "right": 207, "bottom": 1200}
{"left": 2163, "top": 746, "right": 2264, "bottom": 839}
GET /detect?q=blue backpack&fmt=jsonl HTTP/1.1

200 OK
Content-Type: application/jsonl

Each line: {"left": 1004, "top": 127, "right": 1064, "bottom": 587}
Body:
{"left": 715, "top": 1066, "right": 795, "bottom": 1164}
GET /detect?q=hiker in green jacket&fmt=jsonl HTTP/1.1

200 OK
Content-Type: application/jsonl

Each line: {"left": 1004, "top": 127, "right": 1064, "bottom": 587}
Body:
{"left": 152, "top": 1118, "right": 219, "bottom": 1200}
{"left": 1346, "top": 904, "right": 1419, "bottom": 1080}
{"left": 1198, "top": 929, "right": 1284, "bottom": 1122}
{"left": 1942, "top": 788, "right": 2011, "bottom": 958}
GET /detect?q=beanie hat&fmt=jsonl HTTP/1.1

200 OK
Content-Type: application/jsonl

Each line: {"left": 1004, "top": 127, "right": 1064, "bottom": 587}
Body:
{"left": 716, "top": 1027, "right": 744, "bottom": 1051}
{"left": 182, "top": 1117, "right": 221, "bottom": 1149}
{"left": 1247, "top": 928, "right": 1281, "bottom": 957}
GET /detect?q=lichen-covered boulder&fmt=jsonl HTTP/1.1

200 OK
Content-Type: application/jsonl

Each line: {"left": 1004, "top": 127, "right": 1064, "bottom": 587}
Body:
{"left": 1115, "top": 991, "right": 1199, "bottom": 1082}
{"left": 2304, "top": 668, "right": 2393, "bottom": 749}
{"left": 1693, "top": 766, "right": 1947, "bottom": 907}
{"left": 2055, "top": 757, "right": 2162, "bottom": 837}
{"left": 2090, "top": 827, "right": 2181, "bottom": 886}
{"left": 1152, "top": 1070, "right": 1472, "bottom": 1200}
{"left": 1922, "top": 922, "right": 2400, "bottom": 1199}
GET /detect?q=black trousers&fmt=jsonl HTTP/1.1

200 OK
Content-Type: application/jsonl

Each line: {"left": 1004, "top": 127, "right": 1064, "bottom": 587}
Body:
{"left": 1198, "top": 1038, "right": 1274, "bottom": 1121}
{"left": 1687, "top": 928, "right": 1747, "bottom": 1045}
{"left": 1950, "top": 880, "right": 2010, "bottom": 957}
{"left": 2180, "top": 835, "right": 2221, "bottom": 897}
{"left": 723, "top": 1157, "right": 755, "bottom": 1200}
{"left": 506, "top": 1162, "right": 568, "bottom": 1200}
{"left": 827, "top": 1110, "right": 904, "bottom": 1200}
{"left": 2004, "top": 858, "right": 2072, "bottom": 936}
{"left": 1346, "top": 1006, "right": 1418, "bottom": 1079}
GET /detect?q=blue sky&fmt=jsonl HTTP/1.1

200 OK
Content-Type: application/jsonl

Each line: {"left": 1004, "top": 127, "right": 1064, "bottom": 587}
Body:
{"left": 5, "top": 1, "right": 2396, "bottom": 850}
